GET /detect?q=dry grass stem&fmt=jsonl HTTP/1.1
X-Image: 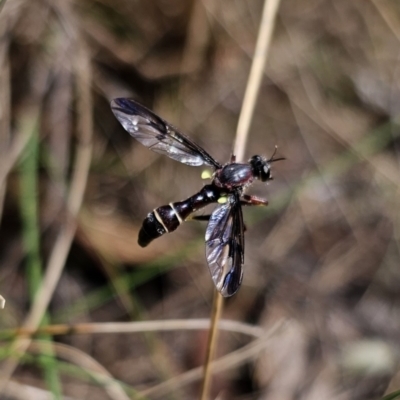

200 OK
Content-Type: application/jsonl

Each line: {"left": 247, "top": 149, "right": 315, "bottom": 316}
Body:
{"left": 2, "top": 318, "right": 264, "bottom": 338}
{"left": 200, "top": 291, "right": 224, "bottom": 400}
{"left": 200, "top": 1, "right": 282, "bottom": 398}
{"left": 234, "top": 0, "right": 282, "bottom": 161}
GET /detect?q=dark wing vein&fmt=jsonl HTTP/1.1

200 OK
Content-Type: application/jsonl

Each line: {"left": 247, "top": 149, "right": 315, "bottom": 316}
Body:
{"left": 205, "top": 192, "right": 244, "bottom": 297}
{"left": 111, "top": 98, "right": 221, "bottom": 168}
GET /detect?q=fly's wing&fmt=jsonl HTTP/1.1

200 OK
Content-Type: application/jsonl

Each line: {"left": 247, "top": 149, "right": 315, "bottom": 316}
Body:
{"left": 205, "top": 193, "right": 244, "bottom": 297}
{"left": 111, "top": 98, "right": 221, "bottom": 168}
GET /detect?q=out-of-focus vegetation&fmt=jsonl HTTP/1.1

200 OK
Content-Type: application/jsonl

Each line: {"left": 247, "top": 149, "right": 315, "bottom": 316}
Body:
{"left": 1, "top": 0, "right": 400, "bottom": 399}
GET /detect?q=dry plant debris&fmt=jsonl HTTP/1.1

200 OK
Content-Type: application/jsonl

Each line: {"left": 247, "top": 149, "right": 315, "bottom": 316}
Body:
{"left": 0, "top": 0, "right": 400, "bottom": 399}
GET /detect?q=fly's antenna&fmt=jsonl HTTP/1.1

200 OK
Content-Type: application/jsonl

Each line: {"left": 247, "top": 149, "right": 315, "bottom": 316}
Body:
{"left": 268, "top": 145, "right": 285, "bottom": 163}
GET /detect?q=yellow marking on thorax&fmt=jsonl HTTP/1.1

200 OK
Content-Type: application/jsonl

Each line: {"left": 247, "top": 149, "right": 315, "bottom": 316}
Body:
{"left": 201, "top": 170, "right": 212, "bottom": 180}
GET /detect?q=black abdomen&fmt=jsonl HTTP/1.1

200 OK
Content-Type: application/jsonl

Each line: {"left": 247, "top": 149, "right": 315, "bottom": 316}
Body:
{"left": 139, "top": 212, "right": 166, "bottom": 247}
{"left": 138, "top": 184, "right": 223, "bottom": 247}
{"left": 138, "top": 206, "right": 180, "bottom": 247}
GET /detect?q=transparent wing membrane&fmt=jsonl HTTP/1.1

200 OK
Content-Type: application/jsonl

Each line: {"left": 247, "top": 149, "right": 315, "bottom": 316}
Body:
{"left": 111, "top": 98, "right": 221, "bottom": 168}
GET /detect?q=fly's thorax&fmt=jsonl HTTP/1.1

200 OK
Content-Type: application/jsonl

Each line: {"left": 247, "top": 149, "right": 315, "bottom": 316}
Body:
{"left": 213, "top": 163, "right": 254, "bottom": 189}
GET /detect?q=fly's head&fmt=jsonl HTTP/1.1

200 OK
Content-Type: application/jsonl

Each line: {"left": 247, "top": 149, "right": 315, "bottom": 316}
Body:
{"left": 250, "top": 155, "right": 271, "bottom": 182}
{"left": 250, "top": 147, "right": 285, "bottom": 183}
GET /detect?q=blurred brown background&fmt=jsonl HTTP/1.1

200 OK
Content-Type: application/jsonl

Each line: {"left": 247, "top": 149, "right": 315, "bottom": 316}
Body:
{"left": 1, "top": 0, "right": 400, "bottom": 399}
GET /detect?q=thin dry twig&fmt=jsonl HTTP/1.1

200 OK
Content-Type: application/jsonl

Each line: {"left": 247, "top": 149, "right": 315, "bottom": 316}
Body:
{"left": 234, "top": 0, "right": 282, "bottom": 161}
{"left": 2, "top": 318, "right": 265, "bottom": 338}
{"left": 2, "top": 380, "right": 75, "bottom": 400}
{"left": 0, "top": 30, "right": 10, "bottom": 222}
{"left": 370, "top": 0, "right": 400, "bottom": 42}
{"left": 200, "top": 1, "right": 282, "bottom": 399}
{"left": 200, "top": 292, "right": 224, "bottom": 400}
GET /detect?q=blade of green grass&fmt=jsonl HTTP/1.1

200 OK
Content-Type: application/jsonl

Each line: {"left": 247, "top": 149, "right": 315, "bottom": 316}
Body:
{"left": 18, "top": 118, "right": 62, "bottom": 399}
{"left": 0, "top": 0, "right": 7, "bottom": 14}
{"left": 382, "top": 390, "right": 400, "bottom": 400}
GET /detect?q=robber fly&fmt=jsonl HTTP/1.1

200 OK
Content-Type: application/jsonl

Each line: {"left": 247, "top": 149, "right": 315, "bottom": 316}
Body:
{"left": 111, "top": 98, "right": 283, "bottom": 297}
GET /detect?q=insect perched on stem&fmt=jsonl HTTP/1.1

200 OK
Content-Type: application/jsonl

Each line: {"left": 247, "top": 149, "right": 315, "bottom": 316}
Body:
{"left": 111, "top": 98, "right": 284, "bottom": 297}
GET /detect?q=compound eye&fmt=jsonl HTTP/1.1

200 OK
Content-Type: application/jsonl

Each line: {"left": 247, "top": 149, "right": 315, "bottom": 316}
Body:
{"left": 250, "top": 155, "right": 262, "bottom": 164}
{"left": 260, "top": 165, "right": 270, "bottom": 181}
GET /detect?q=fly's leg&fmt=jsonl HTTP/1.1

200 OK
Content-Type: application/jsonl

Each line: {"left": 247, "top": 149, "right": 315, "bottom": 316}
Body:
{"left": 241, "top": 194, "right": 268, "bottom": 206}
{"left": 192, "top": 194, "right": 267, "bottom": 225}
{"left": 191, "top": 215, "right": 211, "bottom": 221}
